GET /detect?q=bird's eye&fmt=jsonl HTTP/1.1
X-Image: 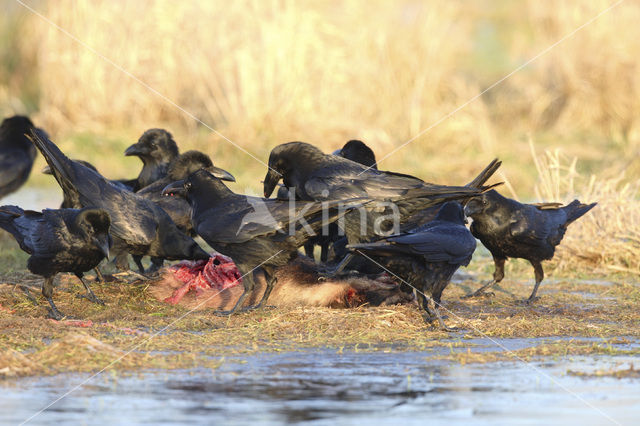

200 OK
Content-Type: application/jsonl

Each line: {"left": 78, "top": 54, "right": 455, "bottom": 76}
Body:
{"left": 184, "top": 182, "right": 192, "bottom": 190}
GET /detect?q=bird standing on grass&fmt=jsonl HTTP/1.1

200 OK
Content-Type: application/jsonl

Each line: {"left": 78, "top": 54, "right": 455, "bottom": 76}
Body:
{"left": 347, "top": 202, "right": 476, "bottom": 330}
{"left": 463, "top": 190, "right": 597, "bottom": 303}
{"left": 29, "top": 129, "right": 210, "bottom": 275}
{"left": 0, "top": 205, "right": 111, "bottom": 319}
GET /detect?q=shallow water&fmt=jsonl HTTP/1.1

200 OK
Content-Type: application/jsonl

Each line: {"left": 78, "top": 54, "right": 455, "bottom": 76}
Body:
{"left": 2, "top": 347, "right": 638, "bottom": 426}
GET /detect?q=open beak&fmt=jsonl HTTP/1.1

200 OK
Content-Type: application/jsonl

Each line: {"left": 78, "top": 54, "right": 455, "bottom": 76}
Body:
{"left": 263, "top": 169, "right": 281, "bottom": 198}
{"left": 208, "top": 166, "right": 235, "bottom": 182}
{"left": 124, "top": 142, "right": 146, "bottom": 157}
{"left": 94, "top": 238, "right": 110, "bottom": 260}
{"left": 162, "top": 180, "right": 186, "bottom": 197}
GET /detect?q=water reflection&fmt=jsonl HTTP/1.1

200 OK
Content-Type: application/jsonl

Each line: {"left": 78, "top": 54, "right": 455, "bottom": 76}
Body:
{"left": 1, "top": 349, "right": 637, "bottom": 425}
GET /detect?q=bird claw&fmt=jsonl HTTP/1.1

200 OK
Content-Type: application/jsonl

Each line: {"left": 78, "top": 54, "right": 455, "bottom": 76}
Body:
{"left": 524, "top": 296, "right": 540, "bottom": 305}
{"left": 77, "top": 293, "right": 106, "bottom": 306}
{"left": 47, "top": 307, "right": 65, "bottom": 321}
{"left": 112, "top": 270, "right": 148, "bottom": 283}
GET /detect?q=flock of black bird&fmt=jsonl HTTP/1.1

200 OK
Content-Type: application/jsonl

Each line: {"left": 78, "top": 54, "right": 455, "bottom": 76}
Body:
{"left": 0, "top": 115, "right": 596, "bottom": 328}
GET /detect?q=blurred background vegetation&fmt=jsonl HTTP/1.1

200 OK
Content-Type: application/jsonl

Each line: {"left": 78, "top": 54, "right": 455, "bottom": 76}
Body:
{"left": 1, "top": 0, "right": 639, "bottom": 274}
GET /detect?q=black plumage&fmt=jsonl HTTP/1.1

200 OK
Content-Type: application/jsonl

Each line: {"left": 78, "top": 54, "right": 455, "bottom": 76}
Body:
{"left": 347, "top": 202, "right": 476, "bottom": 329}
{"left": 464, "top": 190, "right": 597, "bottom": 302}
{"left": 43, "top": 160, "right": 131, "bottom": 208}
{"left": 263, "top": 142, "right": 498, "bottom": 245}
{"left": 0, "top": 205, "right": 111, "bottom": 319}
{"left": 124, "top": 128, "right": 180, "bottom": 191}
{"left": 0, "top": 115, "right": 39, "bottom": 199}
{"left": 134, "top": 150, "right": 235, "bottom": 274}
{"left": 162, "top": 169, "right": 360, "bottom": 314}
{"left": 334, "top": 139, "right": 378, "bottom": 170}
{"left": 29, "top": 130, "right": 210, "bottom": 273}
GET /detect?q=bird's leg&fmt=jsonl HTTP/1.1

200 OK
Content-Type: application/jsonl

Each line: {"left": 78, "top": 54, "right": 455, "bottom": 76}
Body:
{"left": 132, "top": 255, "right": 146, "bottom": 275}
{"left": 318, "top": 253, "right": 354, "bottom": 281}
{"left": 525, "top": 261, "right": 544, "bottom": 304}
{"left": 145, "top": 257, "right": 164, "bottom": 276}
{"left": 416, "top": 289, "right": 456, "bottom": 332}
{"left": 320, "top": 242, "right": 329, "bottom": 263}
{"left": 75, "top": 273, "right": 105, "bottom": 305}
{"left": 463, "top": 256, "right": 505, "bottom": 298}
{"left": 42, "top": 276, "right": 64, "bottom": 320}
{"left": 253, "top": 273, "right": 277, "bottom": 310}
{"left": 303, "top": 242, "right": 315, "bottom": 260}
{"left": 215, "top": 272, "right": 255, "bottom": 316}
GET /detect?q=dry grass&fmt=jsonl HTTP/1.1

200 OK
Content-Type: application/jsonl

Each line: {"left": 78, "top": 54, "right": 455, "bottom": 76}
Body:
{"left": 1, "top": 268, "right": 640, "bottom": 377}
{"left": 1, "top": 1, "right": 639, "bottom": 192}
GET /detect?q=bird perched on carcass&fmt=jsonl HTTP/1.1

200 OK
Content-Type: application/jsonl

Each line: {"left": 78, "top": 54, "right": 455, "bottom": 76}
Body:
{"left": 123, "top": 128, "right": 179, "bottom": 191}
{"left": 0, "top": 205, "right": 111, "bottom": 319}
{"left": 0, "top": 115, "right": 41, "bottom": 199}
{"left": 347, "top": 202, "right": 476, "bottom": 330}
{"left": 29, "top": 129, "right": 210, "bottom": 275}
{"left": 163, "top": 169, "right": 363, "bottom": 314}
{"left": 463, "top": 189, "right": 597, "bottom": 303}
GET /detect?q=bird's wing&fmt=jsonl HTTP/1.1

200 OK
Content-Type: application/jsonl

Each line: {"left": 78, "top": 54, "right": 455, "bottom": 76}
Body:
{"left": 352, "top": 224, "right": 476, "bottom": 264}
{"left": 13, "top": 211, "right": 69, "bottom": 256}
{"left": 508, "top": 208, "right": 553, "bottom": 247}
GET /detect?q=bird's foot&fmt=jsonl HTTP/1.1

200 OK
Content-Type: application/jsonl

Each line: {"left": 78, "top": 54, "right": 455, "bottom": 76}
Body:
{"left": 77, "top": 292, "right": 106, "bottom": 306}
{"left": 47, "top": 307, "right": 65, "bottom": 321}
{"left": 213, "top": 308, "right": 240, "bottom": 316}
{"left": 317, "top": 268, "right": 359, "bottom": 282}
{"left": 524, "top": 296, "right": 540, "bottom": 305}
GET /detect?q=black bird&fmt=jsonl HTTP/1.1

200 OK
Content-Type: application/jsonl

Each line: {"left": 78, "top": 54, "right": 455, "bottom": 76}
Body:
{"left": 333, "top": 139, "right": 378, "bottom": 170}
{"left": 0, "top": 115, "right": 39, "bottom": 199}
{"left": 134, "top": 150, "right": 235, "bottom": 273}
{"left": 347, "top": 202, "right": 476, "bottom": 330}
{"left": 163, "top": 169, "right": 361, "bottom": 314}
{"left": 263, "top": 142, "right": 498, "bottom": 274}
{"left": 263, "top": 142, "right": 498, "bottom": 239}
{"left": 0, "top": 205, "right": 111, "bottom": 319}
{"left": 29, "top": 130, "right": 210, "bottom": 273}
{"left": 463, "top": 190, "right": 597, "bottom": 302}
{"left": 124, "top": 128, "right": 180, "bottom": 191}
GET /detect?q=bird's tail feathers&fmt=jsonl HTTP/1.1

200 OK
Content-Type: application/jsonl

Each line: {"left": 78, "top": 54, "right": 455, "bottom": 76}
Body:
{"left": 466, "top": 159, "right": 502, "bottom": 189}
{"left": 563, "top": 200, "right": 597, "bottom": 224}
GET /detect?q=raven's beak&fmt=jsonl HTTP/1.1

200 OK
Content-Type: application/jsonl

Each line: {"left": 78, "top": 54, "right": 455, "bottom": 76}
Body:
{"left": 41, "top": 164, "right": 52, "bottom": 175}
{"left": 124, "top": 142, "right": 146, "bottom": 157}
{"left": 331, "top": 148, "right": 342, "bottom": 156}
{"left": 162, "top": 180, "right": 186, "bottom": 197}
{"left": 263, "top": 169, "right": 281, "bottom": 198}
{"left": 209, "top": 166, "right": 235, "bottom": 182}
{"left": 94, "top": 237, "right": 110, "bottom": 260}
{"left": 463, "top": 204, "right": 478, "bottom": 218}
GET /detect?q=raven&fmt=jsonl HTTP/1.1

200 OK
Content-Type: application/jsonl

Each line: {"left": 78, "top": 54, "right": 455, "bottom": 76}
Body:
{"left": 163, "top": 169, "right": 361, "bottom": 314}
{"left": 347, "top": 202, "right": 476, "bottom": 330}
{"left": 29, "top": 130, "right": 210, "bottom": 273}
{"left": 134, "top": 150, "right": 235, "bottom": 273}
{"left": 0, "top": 205, "right": 111, "bottom": 319}
{"left": 263, "top": 142, "right": 498, "bottom": 274}
{"left": 333, "top": 139, "right": 378, "bottom": 170}
{"left": 124, "top": 128, "right": 180, "bottom": 191}
{"left": 464, "top": 190, "right": 597, "bottom": 302}
{"left": 0, "top": 115, "right": 39, "bottom": 199}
